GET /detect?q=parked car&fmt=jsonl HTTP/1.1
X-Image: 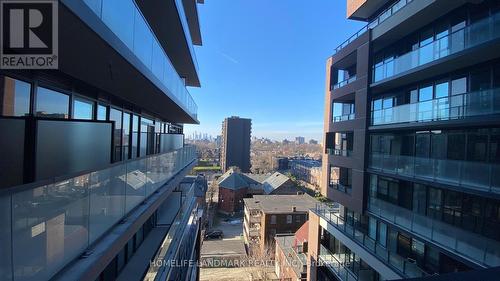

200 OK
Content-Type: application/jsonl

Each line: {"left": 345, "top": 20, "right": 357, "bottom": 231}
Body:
{"left": 204, "top": 229, "right": 223, "bottom": 239}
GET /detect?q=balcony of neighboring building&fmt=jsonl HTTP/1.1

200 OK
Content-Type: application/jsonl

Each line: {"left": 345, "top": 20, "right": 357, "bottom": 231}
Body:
{"left": 326, "top": 132, "right": 354, "bottom": 158}
{"left": 368, "top": 129, "right": 500, "bottom": 195}
{"left": 367, "top": 174, "right": 500, "bottom": 269}
{"left": 332, "top": 102, "right": 356, "bottom": 124}
{"left": 328, "top": 166, "right": 353, "bottom": 195}
{"left": 330, "top": 53, "right": 359, "bottom": 95}
{"left": 371, "top": 6, "right": 500, "bottom": 92}
{"left": 60, "top": 0, "right": 198, "bottom": 123}
{"left": 318, "top": 243, "right": 380, "bottom": 281}
{"left": 313, "top": 203, "right": 420, "bottom": 280}
{"left": 370, "top": 60, "right": 500, "bottom": 129}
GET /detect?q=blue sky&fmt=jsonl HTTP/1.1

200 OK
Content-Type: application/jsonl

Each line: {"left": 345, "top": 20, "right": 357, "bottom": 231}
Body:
{"left": 185, "top": 0, "right": 365, "bottom": 141}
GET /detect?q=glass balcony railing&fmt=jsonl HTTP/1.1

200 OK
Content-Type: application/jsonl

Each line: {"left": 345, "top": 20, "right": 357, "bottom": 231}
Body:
{"left": 333, "top": 0, "right": 413, "bottom": 55}
{"left": 318, "top": 245, "right": 360, "bottom": 281}
{"left": 369, "top": 153, "right": 500, "bottom": 194}
{"left": 372, "top": 88, "right": 500, "bottom": 126}
{"left": 314, "top": 204, "right": 427, "bottom": 278}
{"left": 0, "top": 146, "right": 196, "bottom": 281}
{"left": 327, "top": 148, "right": 353, "bottom": 157}
{"left": 373, "top": 12, "right": 500, "bottom": 83}
{"left": 333, "top": 75, "right": 357, "bottom": 90}
{"left": 330, "top": 181, "right": 353, "bottom": 195}
{"left": 368, "top": 197, "right": 500, "bottom": 267}
{"left": 144, "top": 183, "right": 198, "bottom": 281}
{"left": 334, "top": 113, "right": 355, "bottom": 122}
{"left": 81, "top": 0, "right": 198, "bottom": 118}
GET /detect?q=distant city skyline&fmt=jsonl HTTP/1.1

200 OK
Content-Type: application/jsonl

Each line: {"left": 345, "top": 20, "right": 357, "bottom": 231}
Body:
{"left": 184, "top": 0, "right": 364, "bottom": 141}
{"left": 186, "top": 130, "right": 321, "bottom": 143}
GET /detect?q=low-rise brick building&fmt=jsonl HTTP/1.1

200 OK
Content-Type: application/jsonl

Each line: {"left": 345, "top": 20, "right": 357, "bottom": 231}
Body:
{"left": 243, "top": 194, "right": 316, "bottom": 256}
{"left": 275, "top": 222, "right": 309, "bottom": 281}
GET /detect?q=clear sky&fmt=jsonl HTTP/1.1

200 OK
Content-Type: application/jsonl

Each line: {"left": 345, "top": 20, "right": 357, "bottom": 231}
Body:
{"left": 185, "top": 0, "right": 365, "bottom": 141}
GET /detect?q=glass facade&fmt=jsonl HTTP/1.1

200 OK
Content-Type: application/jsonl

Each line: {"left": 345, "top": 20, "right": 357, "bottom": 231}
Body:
{"left": 1, "top": 77, "right": 31, "bottom": 117}
{"left": 369, "top": 128, "right": 500, "bottom": 193}
{"left": 333, "top": 102, "right": 355, "bottom": 122}
{"left": 371, "top": 61, "right": 500, "bottom": 125}
{"left": 109, "top": 108, "right": 123, "bottom": 162}
{"left": 73, "top": 97, "right": 94, "bottom": 120}
{"left": 36, "top": 87, "right": 69, "bottom": 119}
{"left": 373, "top": 2, "right": 500, "bottom": 82}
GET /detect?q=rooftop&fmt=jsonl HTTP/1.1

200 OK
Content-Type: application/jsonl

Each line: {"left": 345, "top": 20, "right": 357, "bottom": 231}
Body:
{"left": 290, "top": 159, "right": 322, "bottom": 168}
{"left": 262, "top": 172, "right": 292, "bottom": 194}
{"left": 243, "top": 194, "right": 316, "bottom": 214}
{"left": 217, "top": 168, "right": 257, "bottom": 190}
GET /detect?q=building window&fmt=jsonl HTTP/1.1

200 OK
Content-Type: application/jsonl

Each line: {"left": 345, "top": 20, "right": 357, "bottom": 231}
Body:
{"left": 36, "top": 86, "right": 69, "bottom": 118}
{"left": 97, "top": 104, "right": 107, "bottom": 121}
{"left": 295, "top": 215, "right": 301, "bottom": 223}
{"left": 140, "top": 117, "right": 154, "bottom": 156}
{"left": 131, "top": 115, "right": 139, "bottom": 158}
{"left": 270, "top": 215, "right": 277, "bottom": 224}
{"left": 1, "top": 77, "right": 31, "bottom": 117}
{"left": 110, "top": 108, "right": 123, "bottom": 162}
{"left": 73, "top": 97, "right": 94, "bottom": 120}
{"left": 286, "top": 215, "right": 292, "bottom": 224}
{"left": 122, "top": 112, "right": 131, "bottom": 160}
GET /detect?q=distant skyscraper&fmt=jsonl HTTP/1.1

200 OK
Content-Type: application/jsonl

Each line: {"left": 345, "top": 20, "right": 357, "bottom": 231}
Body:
{"left": 221, "top": 116, "right": 252, "bottom": 172}
{"left": 309, "top": 139, "right": 318, "bottom": 145}
{"left": 295, "top": 136, "right": 305, "bottom": 144}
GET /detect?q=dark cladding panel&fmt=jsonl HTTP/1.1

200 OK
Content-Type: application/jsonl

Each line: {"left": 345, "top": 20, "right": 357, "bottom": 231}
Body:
{"left": 0, "top": 195, "right": 11, "bottom": 281}
{"left": 35, "top": 120, "right": 112, "bottom": 181}
{"left": 0, "top": 118, "right": 25, "bottom": 188}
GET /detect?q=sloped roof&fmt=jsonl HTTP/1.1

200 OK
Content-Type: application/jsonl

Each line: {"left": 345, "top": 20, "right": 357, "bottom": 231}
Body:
{"left": 262, "top": 172, "right": 291, "bottom": 194}
{"left": 294, "top": 221, "right": 309, "bottom": 245}
{"left": 243, "top": 173, "right": 270, "bottom": 184}
{"left": 218, "top": 169, "right": 250, "bottom": 190}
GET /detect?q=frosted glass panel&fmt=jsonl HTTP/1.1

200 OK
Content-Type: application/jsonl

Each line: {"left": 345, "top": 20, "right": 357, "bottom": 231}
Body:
{"left": 0, "top": 118, "right": 25, "bottom": 188}
{"left": 36, "top": 120, "right": 112, "bottom": 181}
{"left": 0, "top": 196, "right": 12, "bottom": 281}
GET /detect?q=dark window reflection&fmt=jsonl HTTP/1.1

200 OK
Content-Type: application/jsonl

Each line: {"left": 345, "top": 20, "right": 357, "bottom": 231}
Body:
{"left": 131, "top": 115, "right": 139, "bottom": 158}
{"left": 140, "top": 117, "right": 154, "bottom": 156}
{"left": 36, "top": 87, "right": 69, "bottom": 118}
{"left": 1, "top": 77, "right": 31, "bottom": 117}
{"left": 123, "top": 112, "right": 130, "bottom": 160}
{"left": 110, "top": 108, "right": 122, "bottom": 162}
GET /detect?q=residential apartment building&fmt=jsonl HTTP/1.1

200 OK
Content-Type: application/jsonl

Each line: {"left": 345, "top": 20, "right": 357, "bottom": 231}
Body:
{"left": 290, "top": 159, "right": 322, "bottom": 189}
{"left": 309, "top": 0, "right": 500, "bottom": 280}
{"left": 296, "top": 136, "right": 306, "bottom": 144}
{"left": 243, "top": 194, "right": 316, "bottom": 256}
{"left": 0, "top": 0, "right": 204, "bottom": 280}
{"left": 220, "top": 116, "right": 252, "bottom": 172}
